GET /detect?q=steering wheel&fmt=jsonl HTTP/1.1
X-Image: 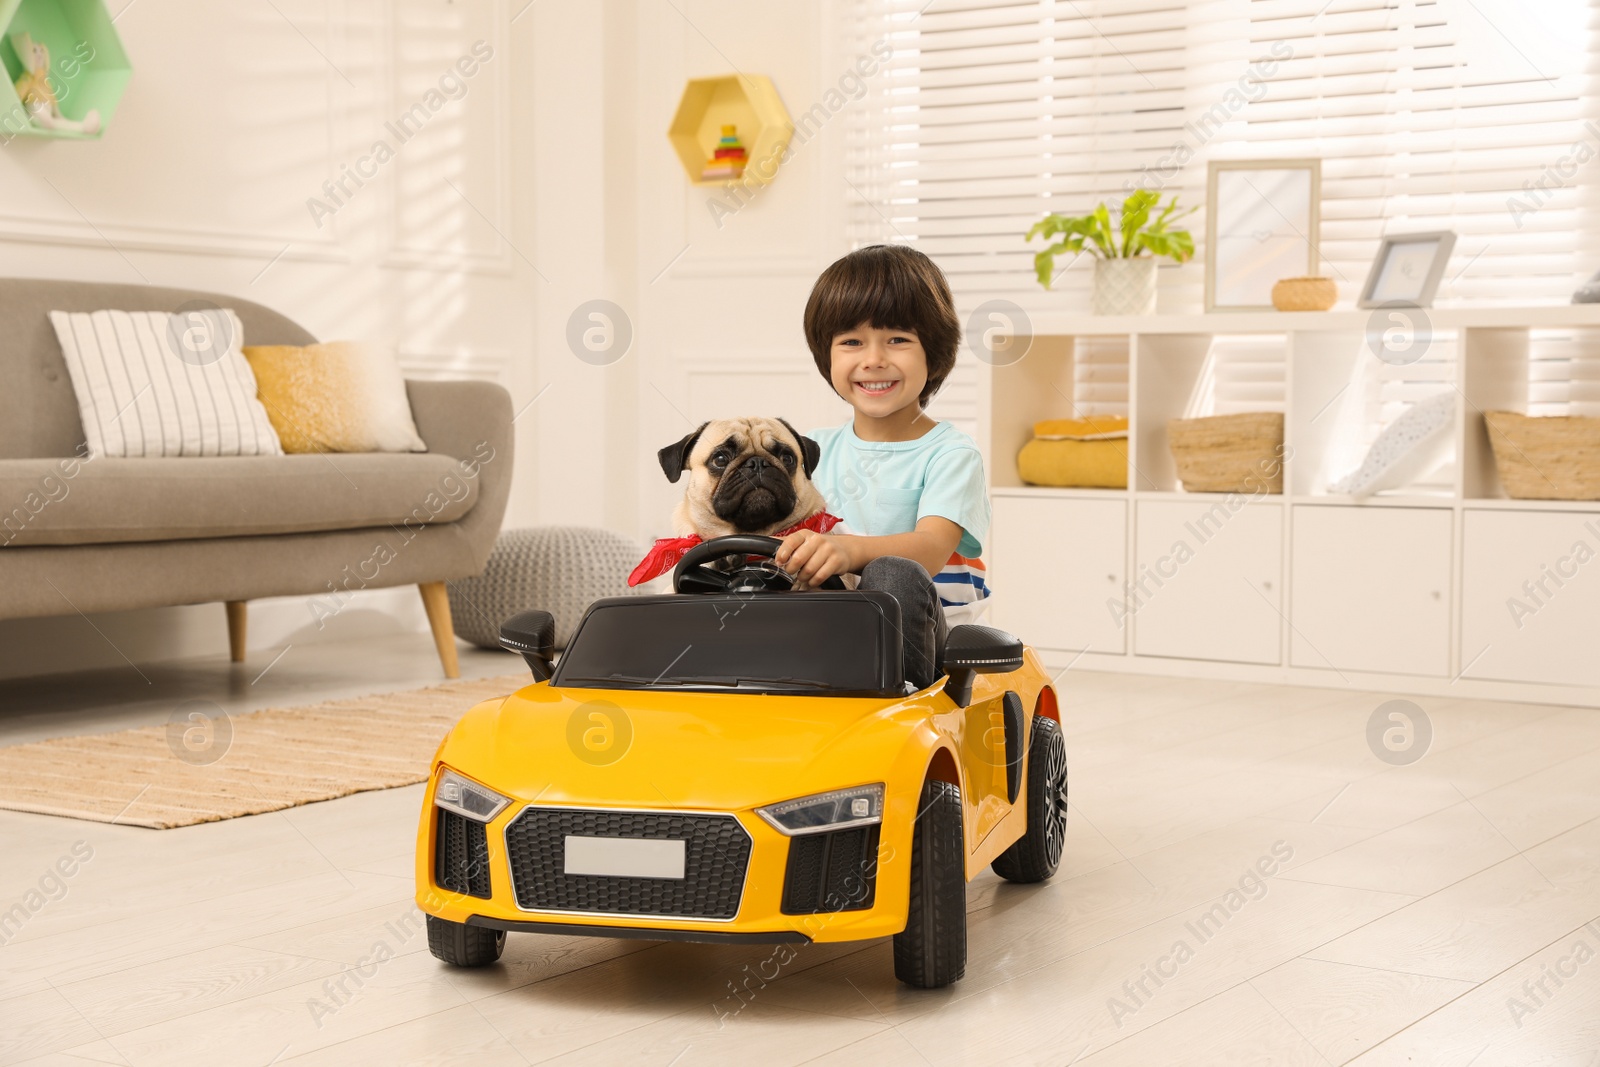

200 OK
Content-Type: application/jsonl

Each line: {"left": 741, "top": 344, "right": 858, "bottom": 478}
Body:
{"left": 672, "top": 535, "right": 848, "bottom": 595}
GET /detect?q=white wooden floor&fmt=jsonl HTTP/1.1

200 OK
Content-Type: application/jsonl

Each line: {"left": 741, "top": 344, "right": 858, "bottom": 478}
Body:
{"left": 2, "top": 637, "right": 1598, "bottom": 1066}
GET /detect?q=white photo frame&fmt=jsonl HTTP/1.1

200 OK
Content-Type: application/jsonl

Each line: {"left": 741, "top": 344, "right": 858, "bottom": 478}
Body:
{"left": 1358, "top": 231, "right": 1457, "bottom": 308}
{"left": 1206, "top": 159, "right": 1321, "bottom": 312}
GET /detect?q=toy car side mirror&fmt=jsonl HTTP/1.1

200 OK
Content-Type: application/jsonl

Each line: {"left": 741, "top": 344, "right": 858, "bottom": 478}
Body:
{"left": 940, "top": 624, "right": 1025, "bottom": 707}
{"left": 500, "top": 610, "right": 556, "bottom": 681}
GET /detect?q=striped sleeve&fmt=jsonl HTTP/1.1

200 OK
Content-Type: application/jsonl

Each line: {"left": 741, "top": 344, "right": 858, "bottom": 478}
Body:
{"left": 937, "top": 558, "right": 993, "bottom": 626}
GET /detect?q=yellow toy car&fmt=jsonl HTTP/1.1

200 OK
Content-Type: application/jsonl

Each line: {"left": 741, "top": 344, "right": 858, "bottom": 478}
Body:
{"left": 415, "top": 535, "right": 1065, "bottom": 988}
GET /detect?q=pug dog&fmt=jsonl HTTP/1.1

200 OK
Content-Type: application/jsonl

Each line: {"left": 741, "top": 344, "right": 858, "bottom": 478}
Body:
{"left": 640, "top": 417, "right": 856, "bottom": 591}
{"left": 657, "top": 417, "right": 827, "bottom": 539}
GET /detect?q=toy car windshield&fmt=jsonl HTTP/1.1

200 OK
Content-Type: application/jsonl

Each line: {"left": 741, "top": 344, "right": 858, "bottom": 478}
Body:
{"left": 550, "top": 592, "right": 904, "bottom": 696}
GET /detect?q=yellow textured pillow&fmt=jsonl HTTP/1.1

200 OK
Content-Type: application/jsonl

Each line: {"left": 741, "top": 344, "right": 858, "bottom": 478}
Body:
{"left": 244, "top": 341, "right": 426, "bottom": 454}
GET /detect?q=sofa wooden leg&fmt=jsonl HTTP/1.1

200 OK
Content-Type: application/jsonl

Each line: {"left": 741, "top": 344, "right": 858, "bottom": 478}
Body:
{"left": 225, "top": 601, "right": 247, "bottom": 663}
{"left": 418, "top": 582, "right": 461, "bottom": 679}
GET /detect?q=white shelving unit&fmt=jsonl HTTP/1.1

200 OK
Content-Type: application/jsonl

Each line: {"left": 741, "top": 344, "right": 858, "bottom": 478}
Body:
{"left": 978, "top": 307, "right": 1600, "bottom": 708}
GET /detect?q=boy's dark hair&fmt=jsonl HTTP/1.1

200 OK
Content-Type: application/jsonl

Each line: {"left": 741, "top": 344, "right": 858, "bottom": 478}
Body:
{"left": 803, "top": 244, "right": 961, "bottom": 407}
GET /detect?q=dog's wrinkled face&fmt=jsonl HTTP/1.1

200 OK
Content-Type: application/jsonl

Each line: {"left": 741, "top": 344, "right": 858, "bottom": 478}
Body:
{"left": 658, "top": 417, "right": 825, "bottom": 539}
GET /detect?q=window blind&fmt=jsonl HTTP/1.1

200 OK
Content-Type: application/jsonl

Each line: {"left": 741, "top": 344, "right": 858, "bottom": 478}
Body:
{"left": 1182, "top": 335, "right": 1288, "bottom": 418}
{"left": 843, "top": 0, "right": 1239, "bottom": 431}
{"left": 1241, "top": 0, "right": 1595, "bottom": 306}
{"left": 844, "top": 0, "right": 1600, "bottom": 425}
{"left": 1530, "top": 329, "right": 1600, "bottom": 417}
{"left": 1074, "top": 335, "right": 1130, "bottom": 416}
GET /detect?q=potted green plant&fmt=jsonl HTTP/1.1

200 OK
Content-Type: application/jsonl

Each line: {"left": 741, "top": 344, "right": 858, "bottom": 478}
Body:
{"left": 1026, "top": 191, "right": 1196, "bottom": 315}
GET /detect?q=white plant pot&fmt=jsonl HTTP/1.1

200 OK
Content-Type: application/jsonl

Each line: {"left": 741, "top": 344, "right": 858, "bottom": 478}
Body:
{"left": 1093, "top": 257, "right": 1158, "bottom": 316}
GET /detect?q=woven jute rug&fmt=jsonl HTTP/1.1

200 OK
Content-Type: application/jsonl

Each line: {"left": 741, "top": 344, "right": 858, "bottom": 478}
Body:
{"left": 0, "top": 674, "right": 526, "bottom": 829}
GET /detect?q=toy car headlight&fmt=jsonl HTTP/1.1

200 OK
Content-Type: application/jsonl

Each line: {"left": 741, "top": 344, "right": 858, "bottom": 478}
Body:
{"left": 433, "top": 769, "right": 510, "bottom": 823}
{"left": 757, "top": 784, "right": 884, "bottom": 836}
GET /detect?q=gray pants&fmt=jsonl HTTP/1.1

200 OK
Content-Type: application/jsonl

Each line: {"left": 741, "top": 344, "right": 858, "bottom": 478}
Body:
{"left": 859, "top": 556, "right": 948, "bottom": 690}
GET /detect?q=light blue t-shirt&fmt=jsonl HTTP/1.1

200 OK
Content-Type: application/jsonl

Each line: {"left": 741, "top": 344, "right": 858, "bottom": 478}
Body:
{"left": 808, "top": 419, "right": 993, "bottom": 619}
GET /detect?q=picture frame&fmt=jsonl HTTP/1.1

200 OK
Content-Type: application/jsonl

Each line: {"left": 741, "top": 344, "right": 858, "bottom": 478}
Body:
{"left": 1357, "top": 231, "right": 1457, "bottom": 308}
{"left": 1205, "top": 159, "right": 1321, "bottom": 312}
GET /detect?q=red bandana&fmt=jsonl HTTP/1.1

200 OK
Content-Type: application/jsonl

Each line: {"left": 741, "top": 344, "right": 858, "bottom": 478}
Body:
{"left": 627, "top": 511, "right": 844, "bottom": 587}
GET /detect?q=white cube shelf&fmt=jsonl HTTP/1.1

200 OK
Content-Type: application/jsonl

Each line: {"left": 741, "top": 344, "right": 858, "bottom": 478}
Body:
{"left": 1133, "top": 498, "right": 1283, "bottom": 666}
{"left": 1460, "top": 509, "right": 1600, "bottom": 690}
{"left": 1289, "top": 505, "right": 1453, "bottom": 677}
{"left": 989, "top": 495, "right": 1127, "bottom": 656}
{"left": 980, "top": 307, "right": 1600, "bottom": 707}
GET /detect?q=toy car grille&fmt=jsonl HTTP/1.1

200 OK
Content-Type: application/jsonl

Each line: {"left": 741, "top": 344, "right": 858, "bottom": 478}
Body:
{"left": 436, "top": 810, "right": 492, "bottom": 899}
{"left": 780, "top": 824, "right": 880, "bottom": 915}
{"left": 504, "top": 807, "right": 751, "bottom": 919}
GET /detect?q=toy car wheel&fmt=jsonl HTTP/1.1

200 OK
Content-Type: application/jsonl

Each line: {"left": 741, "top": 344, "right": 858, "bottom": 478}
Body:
{"left": 892, "top": 777, "right": 966, "bottom": 988}
{"left": 426, "top": 915, "right": 506, "bottom": 967}
{"left": 991, "top": 714, "right": 1067, "bottom": 884}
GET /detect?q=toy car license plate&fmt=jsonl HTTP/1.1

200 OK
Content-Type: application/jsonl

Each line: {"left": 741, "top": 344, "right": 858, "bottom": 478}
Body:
{"left": 563, "top": 835, "right": 686, "bottom": 879}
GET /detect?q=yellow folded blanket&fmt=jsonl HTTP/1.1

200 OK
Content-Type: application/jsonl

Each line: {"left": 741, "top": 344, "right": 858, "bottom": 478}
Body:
{"left": 1017, "top": 415, "right": 1129, "bottom": 488}
{"left": 1030, "top": 415, "right": 1129, "bottom": 441}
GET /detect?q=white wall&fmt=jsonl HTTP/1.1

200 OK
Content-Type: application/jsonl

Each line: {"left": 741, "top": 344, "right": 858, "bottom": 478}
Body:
{"left": 0, "top": 0, "right": 555, "bottom": 679}
{"left": 623, "top": 0, "right": 859, "bottom": 542}
{"left": 0, "top": 0, "right": 861, "bottom": 681}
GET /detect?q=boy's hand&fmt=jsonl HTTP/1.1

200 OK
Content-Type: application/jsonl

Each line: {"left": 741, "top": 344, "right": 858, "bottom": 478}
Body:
{"left": 774, "top": 530, "right": 854, "bottom": 590}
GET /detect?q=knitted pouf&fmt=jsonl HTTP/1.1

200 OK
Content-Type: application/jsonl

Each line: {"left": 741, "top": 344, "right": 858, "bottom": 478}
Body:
{"left": 447, "top": 526, "right": 643, "bottom": 650}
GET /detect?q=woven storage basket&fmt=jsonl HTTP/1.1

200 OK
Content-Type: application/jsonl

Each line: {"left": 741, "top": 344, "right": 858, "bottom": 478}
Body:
{"left": 1484, "top": 411, "right": 1600, "bottom": 500}
{"left": 1270, "top": 276, "right": 1337, "bottom": 312}
{"left": 1167, "top": 412, "right": 1285, "bottom": 493}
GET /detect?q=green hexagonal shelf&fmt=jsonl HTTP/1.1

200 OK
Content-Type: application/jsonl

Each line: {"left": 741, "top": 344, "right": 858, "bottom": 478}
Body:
{"left": 0, "top": 0, "right": 131, "bottom": 141}
{"left": 668, "top": 74, "right": 793, "bottom": 188}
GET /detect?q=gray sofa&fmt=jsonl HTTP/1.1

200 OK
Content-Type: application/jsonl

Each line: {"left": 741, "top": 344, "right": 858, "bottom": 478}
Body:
{"left": 0, "top": 278, "right": 513, "bottom": 677}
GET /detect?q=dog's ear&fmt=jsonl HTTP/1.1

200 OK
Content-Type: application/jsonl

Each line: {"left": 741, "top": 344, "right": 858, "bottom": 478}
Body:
{"left": 778, "top": 418, "right": 821, "bottom": 479}
{"left": 657, "top": 422, "right": 709, "bottom": 484}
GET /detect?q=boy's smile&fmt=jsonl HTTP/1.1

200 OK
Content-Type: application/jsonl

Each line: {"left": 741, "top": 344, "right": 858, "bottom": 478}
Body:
{"left": 830, "top": 322, "right": 934, "bottom": 441}
{"left": 852, "top": 378, "right": 902, "bottom": 402}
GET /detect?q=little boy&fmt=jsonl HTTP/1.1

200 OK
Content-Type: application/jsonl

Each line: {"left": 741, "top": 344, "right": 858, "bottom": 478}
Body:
{"left": 774, "top": 244, "right": 992, "bottom": 689}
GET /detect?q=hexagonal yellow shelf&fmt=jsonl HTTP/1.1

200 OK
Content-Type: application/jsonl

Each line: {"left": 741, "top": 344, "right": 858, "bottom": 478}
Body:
{"left": 668, "top": 74, "right": 793, "bottom": 188}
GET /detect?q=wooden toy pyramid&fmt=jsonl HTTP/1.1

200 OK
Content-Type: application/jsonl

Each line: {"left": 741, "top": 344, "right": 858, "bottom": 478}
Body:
{"left": 700, "top": 125, "right": 748, "bottom": 181}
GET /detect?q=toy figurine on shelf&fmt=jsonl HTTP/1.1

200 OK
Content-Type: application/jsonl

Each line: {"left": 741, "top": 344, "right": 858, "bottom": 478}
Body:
{"left": 699, "top": 124, "right": 747, "bottom": 181}
{"left": 10, "top": 32, "right": 101, "bottom": 135}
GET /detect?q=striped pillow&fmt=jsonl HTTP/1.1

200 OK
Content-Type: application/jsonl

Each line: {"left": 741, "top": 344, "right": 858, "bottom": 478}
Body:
{"left": 48, "top": 309, "right": 283, "bottom": 458}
